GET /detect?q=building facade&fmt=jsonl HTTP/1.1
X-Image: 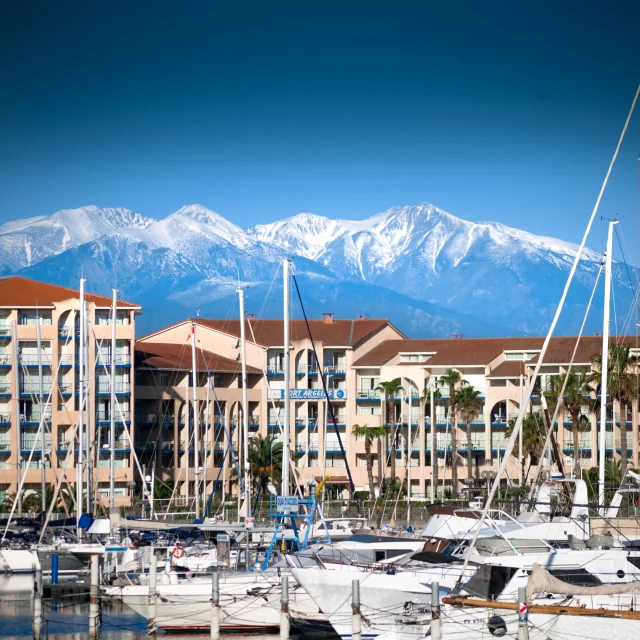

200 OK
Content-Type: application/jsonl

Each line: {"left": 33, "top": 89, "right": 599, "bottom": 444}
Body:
{"left": 0, "top": 276, "right": 140, "bottom": 508}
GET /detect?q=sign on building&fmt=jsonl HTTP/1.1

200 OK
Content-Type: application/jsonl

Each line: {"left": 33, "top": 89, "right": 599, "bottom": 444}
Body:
{"left": 268, "top": 389, "right": 347, "bottom": 400}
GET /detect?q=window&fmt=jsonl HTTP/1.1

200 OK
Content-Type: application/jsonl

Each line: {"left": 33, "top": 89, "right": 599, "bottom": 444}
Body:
{"left": 357, "top": 405, "right": 381, "bottom": 415}
{"left": 95, "top": 310, "right": 130, "bottom": 326}
{"left": 18, "top": 311, "right": 52, "bottom": 326}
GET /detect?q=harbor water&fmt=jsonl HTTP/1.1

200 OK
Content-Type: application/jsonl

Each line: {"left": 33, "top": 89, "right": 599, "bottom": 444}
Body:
{"left": 0, "top": 575, "right": 327, "bottom": 639}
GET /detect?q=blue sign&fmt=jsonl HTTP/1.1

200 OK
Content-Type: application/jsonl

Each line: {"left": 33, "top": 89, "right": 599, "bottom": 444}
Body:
{"left": 276, "top": 496, "right": 299, "bottom": 513}
{"left": 270, "top": 389, "right": 347, "bottom": 400}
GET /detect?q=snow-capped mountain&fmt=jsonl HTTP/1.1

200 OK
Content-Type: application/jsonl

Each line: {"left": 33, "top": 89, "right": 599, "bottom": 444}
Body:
{"left": 2, "top": 201, "right": 633, "bottom": 337}
{"left": 0, "top": 205, "right": 153, "bottom": 274}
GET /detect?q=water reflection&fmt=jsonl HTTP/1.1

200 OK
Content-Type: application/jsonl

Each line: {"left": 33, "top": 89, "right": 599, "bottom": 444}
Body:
{"left": 0, "top": 575, "right": 312, "bottom": 639}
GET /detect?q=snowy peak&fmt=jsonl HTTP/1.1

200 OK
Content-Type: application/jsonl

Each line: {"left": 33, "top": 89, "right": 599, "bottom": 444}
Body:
{"left": 248, "top": 212, "right": 348, "bottom": 259}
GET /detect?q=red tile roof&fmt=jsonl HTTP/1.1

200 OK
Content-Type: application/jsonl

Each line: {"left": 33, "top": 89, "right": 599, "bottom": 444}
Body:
{"left": 354, "top": 336, "right": 640, "bottom": 368}
{"left": 135, "top": 342, "right": 261, "bottom": 374}
{"left": 145, "top": 317, "right": 399, "bottom": 348}
{"left": 0, "top": 276, "right": 140, "bottom": 308}
{"left": 486, "top": 360, "right": 528, "bottom": 378}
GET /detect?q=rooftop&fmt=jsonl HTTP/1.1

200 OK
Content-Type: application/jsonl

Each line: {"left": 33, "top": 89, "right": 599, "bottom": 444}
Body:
{"left": 0, "top": 276, "right": 140, "bottom": 309}
{"left": 135, "top": 342, "right": 261, "bottom": 374}
{"left": 144, "top": 317, "right": 399, "bottom": 348}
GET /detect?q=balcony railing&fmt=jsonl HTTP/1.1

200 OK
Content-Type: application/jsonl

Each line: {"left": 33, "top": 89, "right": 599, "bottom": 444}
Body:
{"left": 96, "top": 354, "right": 130, "bottom": 366}
{"left": 0, "top": 355, "right": 12, "bottom": 366}
{"left": 0, "top": 440, "right": 10, "bottom": 452}
{"left": 0, "top": 325, "right": 10, "bottom": 337}
{"left": 58, "top": 354, "right": 74, "bottom": 365}
{"left": 267, "top": 365, "right": 284, "bottom": 375}
{"left": 20, "top": 383, "right": 52, "bottom": 395}
{"left": 96, "top": 382, "right": 131, "bottom": 394}
{"left": 563, "top": 434, "right": 593, "bottom": 451}
{"left": 21, "top": 412, "right": 52, "bottom": 424}
{"left": 19, "top": 355, "right": 52, "bottom": 366}
{"left": 323, "top": 365, "right": 346, "bottom": 374}
{"left": 0, "top": 413, "right": 10, "bottom": 423}
{"left": 615, "top": 438, "right": 633, "bottom": 451}
{"left": 21, "top": 435, "right": 52, "bottom": 450}
{"left": 0, "top": 384, "right": 11, "bottom": 394}
{"left": 58, "top": 383, "right": 73, "bottom": 394}
{"left": 457, "top": 437, "right": 486, "bottom": 452}
{"left": 357, "top": 390, "right": 381, "bottom": 400}
{"left": 100, "top": 438, "right": 131, "bottom": 450}
{"left": 96, "top": 409, "right": 130, "bottom": 422}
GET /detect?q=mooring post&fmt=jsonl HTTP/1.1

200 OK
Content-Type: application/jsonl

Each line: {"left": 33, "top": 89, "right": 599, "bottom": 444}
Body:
{"left": 211, "top": 571, "right": 220, "bottom": 640}
{"left": 51, "top": 553, "right": 59, "bottom": 585}
{"left": 431, "top": 581, "right": 441, "bottom": 640}
{"left": 33, "top": 563, "right": 42, "bottom": 640}
{"left": 280, "top": 574, "right": 289, "bottom": 640}
{"left": 148, "top": 554, "right": 157, "bottom": 636}
{"left": 518, "top": 586, "right": 529, "bottom": 640}
{"left": 89, "top": 554, "right": 100, "bottom": 639}
{"left": 352, "top": 579, "right": 362, "bottom": 640}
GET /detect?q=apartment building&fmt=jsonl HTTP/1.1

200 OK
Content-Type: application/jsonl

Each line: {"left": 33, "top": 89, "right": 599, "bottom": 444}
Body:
{"left": 134, "top": 314, "right": 404, "bottom": 501}
{"left": 351, "top": 335, "right": 638, "bottom": 497}
{"left": 0, "top": 276, "right": 140, "bottom": 508}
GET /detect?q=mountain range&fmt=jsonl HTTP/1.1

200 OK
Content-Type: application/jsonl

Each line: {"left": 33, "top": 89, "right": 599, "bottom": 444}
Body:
{"left": 0, "top": 203, "right": 631, "bottom": 338}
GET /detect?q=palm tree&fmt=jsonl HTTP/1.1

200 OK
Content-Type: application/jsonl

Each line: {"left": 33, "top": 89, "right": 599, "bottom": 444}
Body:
{"left": 456, "top": 383, "right": 484, "bottom": 482}
{"left": 377, "top": 380, "right": 402, "bottom": 485}
{"left": 506, "top": 412, "right": 545, "bottom": 482}
{"left": 438, "top": 369, "right": 462, "bottom": 497}
{"left": 238, "top": 434, "right": 283, "bottom": 496}
{"left": 546, "top": 371, "right": 593, "bottom": 477}
{"left": 422, "top": 380, "right": 442, "bottom": 500}
{"left": 592, "top": 344, "right": 639, "bottom": 477}
{"left": 353, "top": 424, "right": 374, "bottom": 498}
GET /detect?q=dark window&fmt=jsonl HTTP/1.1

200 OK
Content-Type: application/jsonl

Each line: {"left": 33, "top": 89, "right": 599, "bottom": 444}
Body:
{"left": 547, "top": 569, "right": 601, "bottom": 587}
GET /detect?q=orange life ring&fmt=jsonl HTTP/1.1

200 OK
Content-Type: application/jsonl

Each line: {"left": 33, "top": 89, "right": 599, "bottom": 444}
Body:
{"left": 172, "top": 545, "right": 185, "bottom": 559}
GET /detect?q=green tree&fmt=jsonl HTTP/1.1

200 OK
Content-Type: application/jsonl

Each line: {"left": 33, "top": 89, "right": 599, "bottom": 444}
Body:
{"left": 353, "top": 423, "right": 387, "bottom": 497}
{"left": 438, "top": 369, "right": 463, "bottom": 497}
{"left": 506, "top": 412, "right": 546, "bottom": 483}
{"left": 422, "top": 380, "right": 442, "bottom": 500}
{"left": 377, "top": 380, "right": 402, "bottom": 485}
{"left": 456, "top": 382, "right": 484, "bottom": 482}
{"left": 592, "top": 345, "right": 640, "bottom": 477}
{"left": 545, "top": 370, "right": 593, "bottom": 477}
{"left": 233, "top": 434, "right": 283, "bottom": 496}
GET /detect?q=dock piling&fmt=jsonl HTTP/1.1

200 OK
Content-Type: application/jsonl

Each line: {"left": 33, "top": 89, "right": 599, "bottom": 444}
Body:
{"left": 431, "top": 581, "right": 441, "bottom": 640}
{"left": 33, "top": 564, "right": 42, "bottom": 640}
{"left": 51, "top": 553, "right": 59, "bottom": 585}
{"left": 352, "top": 579, "right": 361, "bottom": 640}
{"left": 89, "top": 554, "right": 100, "bottom": 638}
{"left": 211, "top": 571, "right": 220, "bottom": 640}
{"left": 518, "top": 586, "right": 529, "bottom": 640}
{"left": 148, "top": 554, "right": 158, "bottom": 636}
{"left": 280, "top": 574, "right": 289, "bottom": 640}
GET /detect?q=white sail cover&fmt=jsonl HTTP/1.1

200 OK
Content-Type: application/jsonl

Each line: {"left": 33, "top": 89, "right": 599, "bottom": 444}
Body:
{"left": 527, "top": 562, "right": 640, "bottom": 600}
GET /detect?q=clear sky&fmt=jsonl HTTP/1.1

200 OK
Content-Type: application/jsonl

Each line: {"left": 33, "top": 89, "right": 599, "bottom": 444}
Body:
{"left": 1, "top": 0, "right": 639, "bottom": 252}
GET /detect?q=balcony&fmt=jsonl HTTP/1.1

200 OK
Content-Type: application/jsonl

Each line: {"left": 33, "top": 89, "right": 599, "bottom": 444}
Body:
{"left": 0, "top": 355, "right": 12, "bottom": 368}
{"left": 490, "top": 414, "right": 514, "bottom": 427}
{"left": 356, "top": 390, "right": 381, "bottom": 401}
{"left": 96, "top": 381, "right": 131, "bottom": 396}
{"left": 323, "top": 365, "right": 346, "bottom": 376}
{"left": 20, "top": 412, "right": 52, "bottom": 425}
{"left": 0, "top": 325, "right": 10, "bottom": 339}
{"left": 58, "top": 327, "right": 75, "bottom": 340}
{"left": 58, "top": 354, "right": 74, "bottom": 367}
{"left": 58, "top": 383, "right": 73, "bottom": 396}
{"left": 457, "top": 436, "right": 486, "bottom": 452}
{"left": 563, "top": 434, "right": 593, "bottom": 452}
{"left": 0, "top": 414, "right": 10, "bottom": 426}
{"left": 615, "top": 438, "right": 633, "bottom": 452}
{"left": 96, "top": 409, "right": 130, "bottom": 423}
{"left": 0, "top": 383, "right": 11, "bottom": 396}
{"left": 20, "top": 383, "right": 52, "bottom": 396}
{"left": 100, "top": 438, "right": 131, "bottom": 451}
{"left": 614, "top": 413, "right": 633, "bottom": 425}
{"left": 0, "top": 440, "right": 10, "bottom": 454}
{"left": 21, "top": 435, "right": 52, "bottom": 452}
{"left": 267, "top": 365, "right": 284, "bottom": 376}
{"left": 95, "top": 354, "right": 131, "bottom": 367}
{"left": 19, "top": 355, "right": 52, "bottom": 367}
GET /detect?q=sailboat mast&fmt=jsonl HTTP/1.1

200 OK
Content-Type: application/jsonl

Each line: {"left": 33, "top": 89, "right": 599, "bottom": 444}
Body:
{"left": 109, "top": 289, "right": 117, "bottom": 509}
{"left": 519, "top": 373, "right": 524, "bottom": 485}
{"left": 191, "top": 323, "right": 200, "bottom": 521}
{"left": 78, "top": 278, "right": 85, "bottom": 526}
{"left": 429, "top": 381, "right": 435, "bottom": 503}
{"left": 599, "top": 220, "right": 617, "bottom": 508}
{"left": 282, "top": 259, "right": 291, "bottom": 497}
{"left": 238, "top": 288, "right": 251, "bottom": 517}
{"left": 36, "top": 317, "right": 45, "bottom": 515}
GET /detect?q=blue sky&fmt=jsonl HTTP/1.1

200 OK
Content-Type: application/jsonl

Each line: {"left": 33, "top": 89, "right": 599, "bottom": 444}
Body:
{"left": 0, "top": 0, "right": 638, "bottom": 252}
